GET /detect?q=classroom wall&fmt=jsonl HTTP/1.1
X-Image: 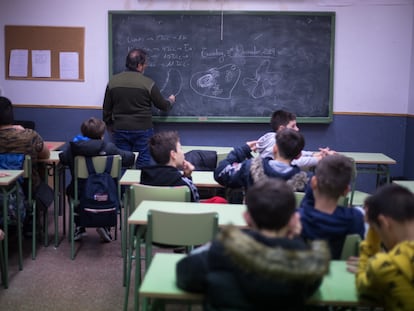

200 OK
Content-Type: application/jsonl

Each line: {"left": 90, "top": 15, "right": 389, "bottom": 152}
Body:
{"left": 1, "top": 0, "right": 414, "bottom": 191}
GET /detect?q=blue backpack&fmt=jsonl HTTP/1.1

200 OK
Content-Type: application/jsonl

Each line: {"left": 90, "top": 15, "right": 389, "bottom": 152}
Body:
{"left": 78, "top": 156, "right": 118, "bottom": 227}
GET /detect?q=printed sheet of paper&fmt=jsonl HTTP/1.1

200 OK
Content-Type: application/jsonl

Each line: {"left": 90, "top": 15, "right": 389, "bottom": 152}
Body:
{"left": 32, "top": 50, "right": 51, "bottom": 78}
{"left": 9, "top": 49, "right": 28, "bottom": 77}
{"left": 59, "top": 52, "right": 79, "bottom": 79}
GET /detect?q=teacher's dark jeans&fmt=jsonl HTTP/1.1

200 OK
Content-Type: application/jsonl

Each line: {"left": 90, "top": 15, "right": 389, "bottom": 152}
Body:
{"left": 113, "top": 128, "right": 154, "bottom": 169}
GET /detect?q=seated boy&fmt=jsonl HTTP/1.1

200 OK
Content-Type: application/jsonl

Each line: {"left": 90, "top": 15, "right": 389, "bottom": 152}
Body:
{"left": 214, "top": 128, "right": 309, "bottom": 192}
{"left": 140, "top": 131, "right": 200, "bottom": 202}
{"left": 256, "top": 109, "right": 335, "bottom": 169}
{"left": 299, "top": 154, "right": 365, "bottom": 259}
{"left": 355, "top": 183, "right": 414, "bottom": 310}
{"left": 176, "top": 178, "right": 330, "bottom": 310}
{"left": 59, "top": 117, "right": 135, "bottom": 242}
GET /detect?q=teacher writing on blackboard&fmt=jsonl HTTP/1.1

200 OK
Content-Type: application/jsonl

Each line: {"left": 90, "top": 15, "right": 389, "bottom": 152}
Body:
{"left": 103, "top": 48, "right": 176, "bottom": 168}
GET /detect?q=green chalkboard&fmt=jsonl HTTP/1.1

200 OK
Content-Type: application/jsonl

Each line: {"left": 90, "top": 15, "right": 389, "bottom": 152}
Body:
{"left": 108, "top": 11, "right": 335, "bottom": 123}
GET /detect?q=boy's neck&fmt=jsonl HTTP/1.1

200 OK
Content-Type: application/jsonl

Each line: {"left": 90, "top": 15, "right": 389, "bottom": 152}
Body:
{"left": 314, "top": 195, "right": 338, "bottom": 214}
{"left": 273, "top": 154, "right": 291, "bottom": 165}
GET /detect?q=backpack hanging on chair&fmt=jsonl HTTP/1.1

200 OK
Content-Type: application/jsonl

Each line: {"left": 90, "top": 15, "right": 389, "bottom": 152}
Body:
{"left": 78, "top": 156, "right": 118, "bottom": 228}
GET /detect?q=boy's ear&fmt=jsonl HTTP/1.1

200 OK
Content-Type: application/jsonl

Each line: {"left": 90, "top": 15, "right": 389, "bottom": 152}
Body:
{"left": 310, "top": 175, "right": 317, "bottom": 190}
{"left": 294, "top": 151, "right": 302, "bottom": 160}
{"left": 243, "top": 211, "right": 256, "bottom": 228}
{"left": 342, "top": 184, "right": 351, "bottom": 196}
{"left": 377, "top": 214, "right": 390, "bottom": 229}
{"left": 273, "top": 144, "right": 278, "bottom": 157}
{"left": 277, "top": 125, "right": 285, "bottom": 132}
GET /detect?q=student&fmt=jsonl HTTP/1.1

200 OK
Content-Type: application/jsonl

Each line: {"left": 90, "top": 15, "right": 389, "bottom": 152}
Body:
{"left": 299, "top": 154, "right": 365, "bottom": 259}
{"left": 0, "top": 96, "right": 51, "bottom": 233}
{"left": 354, "top": 183, "right": 414, "bottom": 310}
{"left": 140, "top": 130, "right": 226, "bottom": 203}
{"left": 214, "top": 128, "right": 309, "bottom": 192}
{"left": 176, "top": 178, "right": 330, "bottom": 310}
{"left": 59, "top": 117, "right": 135, "bottom": 242}
{"left": 103, "top": 48, "right": 175, "bottom": 168}
{"left": 256, "top": 109, "right": 335, "bottom": 169}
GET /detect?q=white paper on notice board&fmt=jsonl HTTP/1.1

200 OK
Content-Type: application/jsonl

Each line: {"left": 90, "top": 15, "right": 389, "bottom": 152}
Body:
{"left": 9, "top": 49, "right": 28, "bottom": 77}
{"left": 59, "top": 52, "right": 79, "bottom": 79}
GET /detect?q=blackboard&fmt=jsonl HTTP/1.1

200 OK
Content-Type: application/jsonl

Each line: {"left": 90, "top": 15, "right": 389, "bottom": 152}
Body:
{"left": 108, "top": 11, "right": 335, "bottom": 123}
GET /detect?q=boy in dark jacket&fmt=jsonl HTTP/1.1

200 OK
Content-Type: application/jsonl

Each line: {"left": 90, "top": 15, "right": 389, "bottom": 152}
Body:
{"left": 299, "top": 154, "right": 365, "bottom": 259}
{"left": 214, "top": 128, "right": 310, "bottom": 194}
{"left": 59, "top": 117, "right": 135, "bottom": 242}
{"left": 176, "top": 178, "right": 330, "bottom": 311}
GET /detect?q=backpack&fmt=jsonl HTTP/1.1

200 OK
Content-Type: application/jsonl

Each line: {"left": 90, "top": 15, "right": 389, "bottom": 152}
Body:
{"left": 78, "top": 156, "right": 118, "bottom": 227}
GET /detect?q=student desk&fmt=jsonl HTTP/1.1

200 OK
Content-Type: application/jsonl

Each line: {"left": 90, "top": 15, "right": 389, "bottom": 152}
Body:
{"left": 128, "top": 200, "right": 246, "bottom": 311}
{"left": 139, "top": 253, "right": 373, "bottom": 310}
{"left": 393, "top": 180, "right": 414, "bottom": 193}
{"left": 120, "top": 169, "right": 224, "bottom": 281}
{"left": 0, "top": 169, "right": 24, "bottom": 288}
{"left": 340, "top": 152, "right": 396, "bottom": 185}
{"left": 120, "top": 170, "right": 222, "bottom": 189}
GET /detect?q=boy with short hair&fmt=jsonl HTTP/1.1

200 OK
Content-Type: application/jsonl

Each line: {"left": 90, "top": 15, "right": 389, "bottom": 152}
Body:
{"left": 214, "top": 128, "right": 309, "bottom": 192}
{"left": 299, "top": 154, "right": 365, "bottom": 259}
{"left": 256, "top": 109, "right": 334, "bottom": 168}
{"left": 140, "top": 130, "right": 200, "bottom": 202}
{"left": 176, "top": 178, "right": 330, "bottom": 310}
{"left": 355, "top": 183, "right": 414, "bottom": 310}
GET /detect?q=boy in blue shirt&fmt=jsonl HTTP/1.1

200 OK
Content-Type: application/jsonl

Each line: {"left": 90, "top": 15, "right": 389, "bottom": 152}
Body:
{"left": 299, "top": 154, "right": 365, "bottom": 259}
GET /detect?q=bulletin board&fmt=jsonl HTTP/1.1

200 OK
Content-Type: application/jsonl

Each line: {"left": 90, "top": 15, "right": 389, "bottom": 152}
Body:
{"left": 5, "top": 25, "right": 85, "bottom": 81}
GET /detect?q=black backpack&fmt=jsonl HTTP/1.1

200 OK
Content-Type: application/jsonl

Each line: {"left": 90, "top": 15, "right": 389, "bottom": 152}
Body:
{"left": 78, "top": 156, "right": 118, "bottom": 227}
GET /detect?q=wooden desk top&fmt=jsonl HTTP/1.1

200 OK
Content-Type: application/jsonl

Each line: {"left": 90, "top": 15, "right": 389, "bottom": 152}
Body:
{"left": 120, "top": 169, "right": 222, "bottom": 188}
{"left": 339, "top": 152, "right": 396, "bottom": 165}
{"left": 128, "top": 200, "right": 247, "bottom": 228}
{"left": 45, "top": 141, "right": 65, "bottom": 151}
{"left": 140, "top": 253, "right": 364, "bottom": 306}
{"left": 0, "top": 170, "right": 24, "bottom": 186}
{"left": 38, "top": 150, "right": 61, "bottom": 164}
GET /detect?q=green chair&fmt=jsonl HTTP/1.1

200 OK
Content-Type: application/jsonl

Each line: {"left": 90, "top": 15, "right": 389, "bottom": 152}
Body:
{"left": 68, "top": 155, "right": 122, "bottom": 260}
{"left": 340, "top": 234, "right": 361, "bottom": 260}
{"left": 123, "top": 183, "right": 191, "bottom": 311}
{"left": 143, "top": 209, "right": 218, "bottom": 311}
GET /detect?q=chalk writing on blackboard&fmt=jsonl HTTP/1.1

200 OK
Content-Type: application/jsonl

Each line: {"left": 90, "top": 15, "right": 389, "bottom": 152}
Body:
{"left": 109, "top": 11, "right": 335, "bottom": 123}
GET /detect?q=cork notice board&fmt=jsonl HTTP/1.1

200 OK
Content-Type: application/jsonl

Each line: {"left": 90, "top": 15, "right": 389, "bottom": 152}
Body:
{"left": 5, "top": 25, "right": 85, "bottom": 81}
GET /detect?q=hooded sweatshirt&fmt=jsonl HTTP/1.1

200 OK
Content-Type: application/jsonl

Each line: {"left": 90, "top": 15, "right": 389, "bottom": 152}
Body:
{"left": 176, "top": 226, "right": 330, "bottom": 311}
{"left": 356, "top": 228, "right": 414, "bottom": 310}
{"left": 299, "top": 186, "right": 365, "bottom": 259}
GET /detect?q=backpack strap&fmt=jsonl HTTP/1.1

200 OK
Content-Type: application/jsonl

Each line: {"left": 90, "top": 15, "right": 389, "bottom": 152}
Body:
{"left": 104, "top": 156, "right": 114, "bottom": 175}
{"left": 85, "top": 157, "right": 96, "bottom": 175}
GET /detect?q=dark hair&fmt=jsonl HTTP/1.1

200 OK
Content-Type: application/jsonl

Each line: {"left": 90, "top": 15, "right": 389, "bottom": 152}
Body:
{"left": 270, "top": 110, "right": 296, "bottom": 132}
{"left": 245, "top": 178, "right": 296, "bottom": 230}
{"left": 275, "top": 128, "right": 305, "bottom": 160}
{"left": 149, "top": 131, "right": 180, "bottom": 165}
{"left": 315, "top": 154, "right": 353, "bottom": 199}
{"left": 80, "top": 117, "right": 106, "bottom": 139}
{"left": 365, "top": 183, "right": 414, "bottom": 226}
{"left": 125, "top": 48, "right": 148, "bottom": 71}
{"left": 0, "top": 96, "right": 14, "bottom": 125}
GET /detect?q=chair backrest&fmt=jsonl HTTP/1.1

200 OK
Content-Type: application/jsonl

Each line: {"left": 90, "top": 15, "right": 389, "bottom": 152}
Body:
{"left": 145, "top": 209, "right": 218, "bottom": 268}
{"left": 340, "top": 234, "right": 361, "bottom": 260}
{"left": 147, "top": 209, "right": 218, "bottom": 246}
{"left": 129, "top": 183, "right": 191, "bottom": 214}
{"left": 73, "top": 155, "right": 122, "bottom": 200}
{"left": 294, "top": 191, "right": 305, "bottom": 208}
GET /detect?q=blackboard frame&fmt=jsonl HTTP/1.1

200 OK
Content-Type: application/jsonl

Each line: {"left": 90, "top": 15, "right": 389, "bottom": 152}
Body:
{"left": 108, "top": 11, "right": 335, "bottom": 123}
